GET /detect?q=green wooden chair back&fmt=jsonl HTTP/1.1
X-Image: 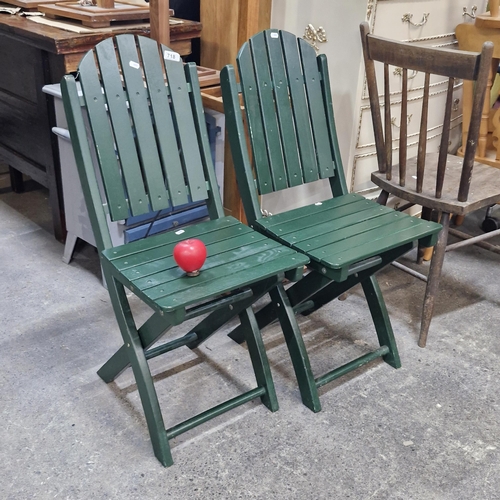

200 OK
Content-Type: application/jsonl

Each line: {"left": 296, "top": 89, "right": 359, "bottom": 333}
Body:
{"left": 62, "top": 35, "right": 223, "bottom": 250}
{"left": 236, "top": 29, "right": 347, "bottom": 196}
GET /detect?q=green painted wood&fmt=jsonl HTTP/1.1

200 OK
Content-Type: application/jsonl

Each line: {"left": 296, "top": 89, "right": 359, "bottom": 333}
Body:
{"left": 259, "top": 199, "right": 384, "bottom": 240}
{"left": 137, "top": 36, "right": 189, "bottom": 208}
{"left": 272, "top": 205, "right": 395, "bottom": 246}
{"left": 257, "top": 193, "right": 363, "bottom": 229}
{"left": 362, "top": 276, "right": 401, "bottom": 369}
{"left": 280, "top": 31, "right": 319, "bottom": 183}
{"left": 237, "top": 43, "right": 274, "bottom": 194}
{"left": 250, "top": 32, "right": 288, "bottom": 191}
{"left": 123, "top": 231, "right": 268, "bottom": 281}
{"left": 316, "top": 216, "right": 440, "bottom": 269}
{"left": 289, "top": 212, "right": 404, "bottom": 253}
{"left": 95, "top": 39, "right": 149, "bottom": 217}
{"left": 298, "top": 38, "right": 335, "bottom": 179}
{"left": 184, "top": 63, "right": 225, "bottom": 219}
{"left": 317, "top": 54, "right": 347, "bottom": 196}
{"left": 130, "top": 234, "right": 276, "bottom": 289}
{"left": 265, "top": 30, "right": 303, "bottom": 188}
{"left": 150, "top": 247, "right": 305, "bottom": 310}
{"left": 219, "top": 65, "right": 263, "bottom": 224}
{"left": 77, "top": 51, "right": 130, "bottom": 221}
{"left": 61, "top": 75, "right": 115, "bottom": 249}
{"left": 106, "top": 217, "right": 242, "bottom": 264}
{"left": 116, "top": 36, "right": 170, "bottom": 212}
{"left": 163, "top": 47, "right": 208, "bottom": 203}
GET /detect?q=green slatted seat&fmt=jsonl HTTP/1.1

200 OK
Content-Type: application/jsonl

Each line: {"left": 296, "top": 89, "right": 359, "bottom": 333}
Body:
{"left": 61, "top": 34, "right": 308, "bottom": 467}
{"left": 221, "top": 29, "right": 443, "bottom": 412}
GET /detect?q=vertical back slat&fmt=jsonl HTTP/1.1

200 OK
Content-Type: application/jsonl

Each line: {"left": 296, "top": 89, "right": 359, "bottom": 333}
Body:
{"left": 116, "top": 36, "right": 169, "bottom": 212}
{"left": 281, "top": 31, "right": 319, "bottom": 183}
{"left": 185, "top": 62, "right": 225, "bottom": 219}
{"left": 250, "top": 32, "right": 288, "bottom": 191}
{"left": 237, "top": 44, "right": 274, "bottom": 194}
{"left": 416, "top": 72, "right": 431, "bottom": 193}
{"left": 298, "top": 38, "right": 335, "bottom": 179}
{"left": 360, "top": 23, "right": 387, "bottom": 174}
{"left": 95, "top": 39, "right": 149, "bottom": 217}
{"left": 265, "top": 30, "right": 303, "bottom": 188}
{"left": 459, "top": 43, "right": 493, "bottom": 202}
{"left": 78, "top": 52, "right": 129, "bottom": 221}
{"left": 138, "top": 38, "right": 189, "bottom": 207}
{"left": 163, "top": 48, "right": 208, "bottom": 203}
{"left": 436, "top": 77, "right": 455, "bottom": 198}
{"left": 399, "top": 68, "right": 408, "bottom": 187}
{"left": 384, "top": 63, "right": 392, "bottom": 180}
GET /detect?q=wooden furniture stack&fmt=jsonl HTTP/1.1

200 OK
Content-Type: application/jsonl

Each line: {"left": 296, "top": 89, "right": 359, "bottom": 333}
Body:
{"left": 456, "top": 0, "right": 500, "bottom": 170}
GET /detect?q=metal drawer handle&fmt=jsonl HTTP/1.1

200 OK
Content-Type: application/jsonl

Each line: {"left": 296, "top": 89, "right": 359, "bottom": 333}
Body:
{"left": 453, "top": 98, "right": 460, "bottom": 111}
{"left": 303, "top": 24, "right": 328, "bottom": 53}
{"left": 462, "top": 6, "right": 477, "bottom": 19}
{"left": 401, "top": 13, "right": 430, "bottom": 27}
{"left": 393, "top": 67, "right": 418, "bottom": 79}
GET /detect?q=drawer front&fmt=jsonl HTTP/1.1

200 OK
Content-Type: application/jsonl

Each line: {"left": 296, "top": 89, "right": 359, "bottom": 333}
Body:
{"left": 373, "top": 0, "right": 487, "bottom": 40}
{"left": 357, "top": 79, "right": 463, "bottom": 149}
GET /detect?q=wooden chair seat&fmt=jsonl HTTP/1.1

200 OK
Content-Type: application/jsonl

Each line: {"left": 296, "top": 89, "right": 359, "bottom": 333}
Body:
{"left": 373, "top": 153, "right": 500, "bottom": 217}
{"left": 104, "top": 215, "right": 305, "bottom": 317}
{"left": 256, "top": 193, "right": 439, "bottom": 282}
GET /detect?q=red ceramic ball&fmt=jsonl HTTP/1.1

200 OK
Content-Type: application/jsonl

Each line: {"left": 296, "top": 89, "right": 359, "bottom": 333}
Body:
{"left": 173, "top": 238, "right": 207, "bottom": 275}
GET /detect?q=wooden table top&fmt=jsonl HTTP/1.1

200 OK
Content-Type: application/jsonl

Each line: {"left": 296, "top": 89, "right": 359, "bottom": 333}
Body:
{"left": 0, "top": 14, "right": 201, "bottom": 56}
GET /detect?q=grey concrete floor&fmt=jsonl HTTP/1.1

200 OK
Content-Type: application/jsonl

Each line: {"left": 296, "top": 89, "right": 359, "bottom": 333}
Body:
{"left": 1, "top": 170, "right": 500, "bottom": 499}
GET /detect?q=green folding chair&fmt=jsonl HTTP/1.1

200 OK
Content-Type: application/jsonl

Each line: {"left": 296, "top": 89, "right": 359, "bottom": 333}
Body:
{"left": 61, "top": 34, "right": 309, "bottom": 466}
{"left": 220, "top": 29, "right": 443, "bottom": 412}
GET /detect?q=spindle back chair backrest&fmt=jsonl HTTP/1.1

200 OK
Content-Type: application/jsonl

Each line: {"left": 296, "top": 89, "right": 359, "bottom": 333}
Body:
{"left": 360, "top": 23, "right": 493, "bottom": 204}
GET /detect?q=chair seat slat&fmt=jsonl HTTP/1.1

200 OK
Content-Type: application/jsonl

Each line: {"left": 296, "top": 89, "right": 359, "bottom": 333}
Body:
{"left": 123, "top": 231, "right": 269, "bottom": 281}
{"left": 133, "top": 237, "right": 284, "bottom": 291}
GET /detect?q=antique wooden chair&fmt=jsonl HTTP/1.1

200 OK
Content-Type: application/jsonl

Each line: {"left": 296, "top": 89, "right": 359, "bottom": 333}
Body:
{"left": 220, "top": 29, "right": 442, "bottom": 412}
{"left": 360, "top": 22, "right": 500, "bottom": 347}
{"left": 60, "top": 34, "right": 309, "bottom": 466}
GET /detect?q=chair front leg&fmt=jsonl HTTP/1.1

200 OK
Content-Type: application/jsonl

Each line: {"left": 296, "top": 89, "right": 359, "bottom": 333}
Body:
{"left": 418, "top": 212, "right": 450, "bottom": 348}
{"left": 103, "top": 276, "right": 173, "bottom": 466}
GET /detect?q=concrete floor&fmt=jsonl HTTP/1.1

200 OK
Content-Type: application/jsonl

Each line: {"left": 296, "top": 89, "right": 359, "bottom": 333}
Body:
{"left": 1, "top": 170, "right": 500, "bottom": 499}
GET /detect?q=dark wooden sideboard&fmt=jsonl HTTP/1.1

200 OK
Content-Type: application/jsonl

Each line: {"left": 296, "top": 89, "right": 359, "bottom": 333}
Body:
{"left": 0, "top": 15, "right": 201, "bottom": 241}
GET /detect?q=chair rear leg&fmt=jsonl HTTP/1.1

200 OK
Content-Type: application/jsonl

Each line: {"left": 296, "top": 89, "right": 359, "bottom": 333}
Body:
{"left": 418, "top": 212, "right": 450, "bottom": 348}
{"left": 270, "top": 284, "right": 322, "bottom": 413}
{"left": 240, "top": 307, "right": 279, "bottom": 412}
{"left": 105, "top": 277, "right": 173, "bottom": 466}
{"left": 361, "top": 275, "right": 401, "bottom": 369}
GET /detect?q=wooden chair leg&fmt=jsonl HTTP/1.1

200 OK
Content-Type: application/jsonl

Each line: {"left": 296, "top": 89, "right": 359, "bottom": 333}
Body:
{"left": 240, "top": 306, "right": 279, "bottom": 412}
{"left": 418, "top": 212, "right": 450, "bottom": 348}
{"left": 106, "top": 277, "right": 173, "bottom": 466}
{"left": 269, "top": 284, "right": 322, "bottom": 413}
{"left": 361, "top": 275, "right": 401, "bottom": 369}
{"left": 417, "top": 207, "right": 434, "bottom": 264}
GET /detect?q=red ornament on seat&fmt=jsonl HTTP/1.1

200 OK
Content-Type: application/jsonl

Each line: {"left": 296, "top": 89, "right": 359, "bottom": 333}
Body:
{"left": 173, "top": 238, "right": 207, "bottom": 276}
